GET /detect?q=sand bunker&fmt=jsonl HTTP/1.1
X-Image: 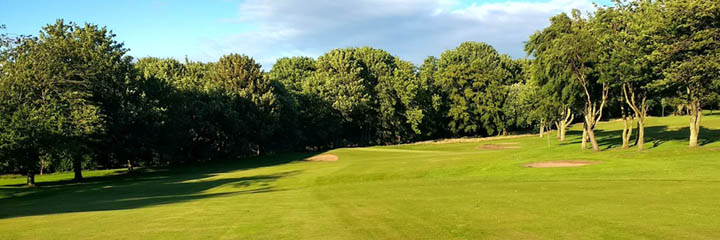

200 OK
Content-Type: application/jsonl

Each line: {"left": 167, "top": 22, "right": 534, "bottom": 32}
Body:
{"left": 525, "top": 160, "right": 598, "bottom": 168}
{"left": 306, "top": 154, "right": 338, "bottom": 162}
{"left": 476, "top": 142, "right": 521, "bottom": 150}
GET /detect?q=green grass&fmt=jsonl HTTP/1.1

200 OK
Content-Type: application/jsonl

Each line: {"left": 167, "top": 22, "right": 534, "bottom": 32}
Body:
{"left": 2, "top": 113, "right": 720, "bottom": 239}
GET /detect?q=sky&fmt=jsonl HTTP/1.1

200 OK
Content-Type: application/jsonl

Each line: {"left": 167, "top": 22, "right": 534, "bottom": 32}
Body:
{"left": 1, "top": 0, "right": 613, "bottom": 69}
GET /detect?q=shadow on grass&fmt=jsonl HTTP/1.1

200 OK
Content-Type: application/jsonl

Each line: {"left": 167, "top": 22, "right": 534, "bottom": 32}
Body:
{"left": 563, "top": 125, "right": 720, "bottom": 150}
{"left": 0, "top": 152, "right": 315, "bottom": 219}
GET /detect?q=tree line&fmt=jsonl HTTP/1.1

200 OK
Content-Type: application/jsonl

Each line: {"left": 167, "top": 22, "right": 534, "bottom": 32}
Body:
{"left": 2, "top": 0, "right": 719, "bottom": 185}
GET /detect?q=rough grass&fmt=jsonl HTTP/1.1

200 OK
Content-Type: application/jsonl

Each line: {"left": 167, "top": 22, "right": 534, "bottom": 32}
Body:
{"left": 1, "top": 113, "right": 720, "bottom": 239}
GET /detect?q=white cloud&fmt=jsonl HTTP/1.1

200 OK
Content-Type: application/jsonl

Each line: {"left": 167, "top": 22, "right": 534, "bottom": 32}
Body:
{"left": 193, "top": 0, "right": 599, "bottom": 69}
{"left": 454, "top": 0, "right": 594, "bottom": 21}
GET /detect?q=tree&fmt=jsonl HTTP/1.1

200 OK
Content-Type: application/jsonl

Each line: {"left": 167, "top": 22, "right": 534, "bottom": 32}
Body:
{"left": 436, "top": 42, "right": 514, "bottom": 137}
{"left": 0, "top": 21, "right": 103, "bottom": 184}
{"left": 211, "top": 54, "right": 296, "bottom": 154}
{"left": 526, "top": 18, "right": 584, "bottom": 142}
{"left": 593, "top": 1, "right": 664, "bottom": 151}
{"left": 133, "top": 57, "right": 188, "bottom": 167}
{"left": 503, "top": 82, "right": 535, "bottom": 133}
{"left": 269, "top": 57, "right": 340, "bottom": 149}
{"left": 26, "top": 20, "right": 134, "bottom": 179}
{"left": 653, "top": 0, "right": 720, "bottom": 147}
{"left": 386, "top": 58, "right": 425, "bottom": 142}
{"left": 417, "top": 56, "right": 450, "bottom": 139}
{"left": 326, "top": 47, "right": 386, "bottom": 143}
{"left": 533, "top": 11, "right": 606, "bottom": 151}
{"left": 313, "top": 48, "right": 373, "bottom": 144}
{"left": 269, "top": 57, "right": 316, "bottom": 93}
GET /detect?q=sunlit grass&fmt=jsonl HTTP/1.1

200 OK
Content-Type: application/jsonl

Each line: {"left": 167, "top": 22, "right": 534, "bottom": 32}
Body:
{"left": 1, "top": 113, "right": 719, "bottom": 239}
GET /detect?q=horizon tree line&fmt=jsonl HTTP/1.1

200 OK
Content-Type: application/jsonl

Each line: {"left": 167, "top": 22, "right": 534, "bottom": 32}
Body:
{"left": 2, "top": 0, "right": 719, "bottom": 185}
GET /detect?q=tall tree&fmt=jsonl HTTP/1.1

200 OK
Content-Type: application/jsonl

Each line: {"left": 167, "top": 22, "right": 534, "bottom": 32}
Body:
{"left": 417, "top": 56, "right": 450, "bottom": 139}
{"left": 0, "top": 21, "right": 104, "bottom": 184}
{"left": 436, "top": 42, "right": 514, "bottom": 137}
{"left": 269, "top": 57, "right": 340, "bottom": 149}
{"left": 535, "top": 11, "right": 606, "bottom": 151}
{"left": 526, "top": 18, "right": 584, "bottom": 142}
{"left": 653, "top": 0, "right": 720, "bottom": 147}
{"left": 594, "top": 1, "right": 663, "bottom": 151}
{"left": 30, "top": 20, "right": 135, "bottom": 179}
{"left": 211, "top": 54, "right": 296, "bottom": 153}
{"left": 312, "top": 48, "right": 381, "bottom": 144}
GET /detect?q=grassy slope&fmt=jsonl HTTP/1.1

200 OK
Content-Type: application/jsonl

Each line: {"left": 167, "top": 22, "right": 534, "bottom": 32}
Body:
{"left": 1, "top": 114, "right": 720, "bottom": 239}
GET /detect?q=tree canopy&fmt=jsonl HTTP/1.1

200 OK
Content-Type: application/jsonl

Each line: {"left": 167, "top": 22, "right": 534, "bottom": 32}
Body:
{"left": 2, "top": 1, "right": 720, "bottom": 185}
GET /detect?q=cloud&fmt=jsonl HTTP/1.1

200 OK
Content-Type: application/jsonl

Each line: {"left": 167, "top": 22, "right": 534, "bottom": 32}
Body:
{"left": 194, "top": 0, "right": 599, "bottom": 69}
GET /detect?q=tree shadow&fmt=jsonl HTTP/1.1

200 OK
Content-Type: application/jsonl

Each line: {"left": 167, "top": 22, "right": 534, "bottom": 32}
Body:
{"left": 562, "top": 125, "right": 720, "bottom": 149}
{"left": 0, "top": 152, "right": 314, "bottom": 219}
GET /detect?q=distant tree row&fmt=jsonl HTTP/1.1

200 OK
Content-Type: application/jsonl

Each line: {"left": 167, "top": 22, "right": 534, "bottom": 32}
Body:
{"left": 1, "top": 0, "right": 719, "bottom": 185}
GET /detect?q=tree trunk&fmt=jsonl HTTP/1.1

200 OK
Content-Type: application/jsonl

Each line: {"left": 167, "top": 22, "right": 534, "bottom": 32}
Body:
{"left": 249, "top": 143, "right": 261, "bottom": 156}
{"left": 622, "top": 84, "right": 648, "bottom": 151}
{"left": 584, "top": 106, "right": 601, "bottom": 152}
{"left": 622, "top": 118, "right": 632, "bottom": 149}
{"left": 581, "top": 123, "right": 588, "bottom": 150}
{"left": 580, "top": 81, "right": 608, "bottom": 152}
{"left": 26, "top": 171, "right": 35, "bottom": 186}
{"left": 539, "top": 122, "right": 545, "bottom": 138}
{"left": 547, "top": 125, "right": 551, "bottom": 147}
{"left": 662, "top": 105, "right": 665, "bottom": 117}
{"left": 587, "top": 127, "right": 600, "bottom": 152}
{"left": 689, "top": 117, "right": 698, "bottom": 147}
{"left": 637, "top": 120, "right": 645, "bottom": 151}
{"left": 557, "top": 107, "right": 573, "bottom": 142}
{"left": 689, "top": 104, "right": 702, "bottom": 147}
{"left": 73, "top": 159, "right": 83, "bottom": 181}
{"left": 621, "top": 103, "right": 631, "bottom": 149}
{"left": 676, "top": 104, "right": 684, "bottom": 116}
{"left": 621, "top": 117, "right": 633, "bottom": 149}
{"left": 555, "top": 122, "right": 561, "bottom": 138}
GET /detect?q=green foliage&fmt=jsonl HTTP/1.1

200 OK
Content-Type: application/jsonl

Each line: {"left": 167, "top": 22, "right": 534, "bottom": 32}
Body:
{"left": 269, "top": 57, "right": 316, "bottom": 94}
{"left": 312, "top": 47, "right": 438, "bottom": 144}
{"left": 269, "top": 57, "right": 339, "bottom": 148}
{"left": 313, "top": 47, "right": 379, "bottom": 142}
{"left": 0, "top": 20, "right": 118, "bottom": 181}
{"left": 211, "top": 54, "right": 296, "bottom": 151}
{"left": 652, "top": 0, "right": 720, "bottom": 106}
{"left": 526, "top": 14, "right": 582, "bottom": 128}
{"left": 594, "top": 0, "right": 663, "bottom": 116}
{"left": 416, "top": 56, "right": 450, "bottom": 138}
{"left": 4, "top": 4, "right": 720, "bottom": 180}
{"left": 436, "top": 42, "right": 514, "bottom": 136}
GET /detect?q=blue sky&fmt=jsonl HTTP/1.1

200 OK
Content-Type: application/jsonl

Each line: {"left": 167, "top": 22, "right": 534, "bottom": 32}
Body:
{"left": 1, "top": 0, "right": 613, "bottom": 68}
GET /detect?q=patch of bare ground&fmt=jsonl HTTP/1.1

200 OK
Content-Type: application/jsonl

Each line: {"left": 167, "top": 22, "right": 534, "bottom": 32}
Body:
{"left": 525, "top": 160, "right": 598, "bottom": 168}
{"left": 476, "top": 142, "right": 521, "bottom": 150}
{"left": 305, "top": 154, "right": 338, "bottom": 162}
